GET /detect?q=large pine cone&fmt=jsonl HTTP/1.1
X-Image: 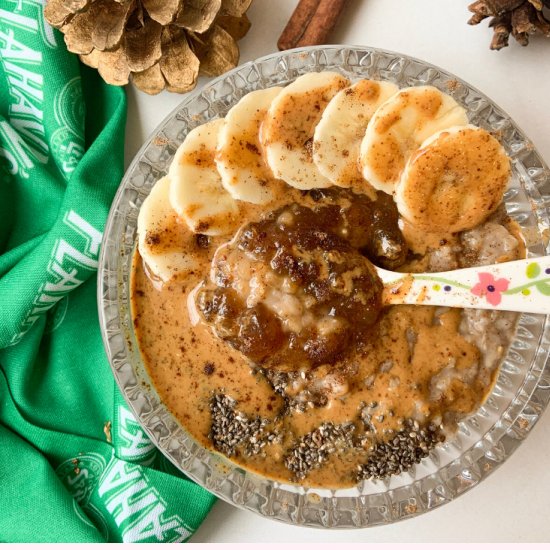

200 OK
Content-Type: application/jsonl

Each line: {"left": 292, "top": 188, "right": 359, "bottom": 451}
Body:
{"left": 44, "top": 0, "right": 253, "bottom": 94}
{"left": 468, "top": 0, "right": 550, "bottom": 49}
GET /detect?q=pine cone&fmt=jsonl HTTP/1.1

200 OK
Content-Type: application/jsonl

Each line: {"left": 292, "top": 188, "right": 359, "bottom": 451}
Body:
{"left": 468, "top": 0, "right": 550, "bottom": 49}
{"left": 44, "top": 0, "right": 253, "bottom": 94}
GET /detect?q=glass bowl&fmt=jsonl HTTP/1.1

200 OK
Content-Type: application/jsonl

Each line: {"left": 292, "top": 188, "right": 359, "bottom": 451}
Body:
{"left": 98, "top": 45, "right": 550, "bottom": 528}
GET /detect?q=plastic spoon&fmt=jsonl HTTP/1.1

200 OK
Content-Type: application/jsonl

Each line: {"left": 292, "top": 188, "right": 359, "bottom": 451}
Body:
{"left": 379, "top": 257, "right": 550, "bottom": 314}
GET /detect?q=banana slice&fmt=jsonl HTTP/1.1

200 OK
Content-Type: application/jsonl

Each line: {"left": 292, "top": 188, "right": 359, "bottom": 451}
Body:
{"left": 169, "top": 119, "right": 240, "bottom": 236}
{"left": 261, "top": 71, "right": 350, "bottom": 190}
{"left": 137, "top": 176, "right": 199, "bottom": 282}
{"left": 395, "top": 125, "right": 511, "bottom": 233}
{"left": 313, "top": 79, "right": 399, "bottom": 190}
{"left": 216, "top": 87, "right": 284, "bottom": 204}
{"left": 360, "top": 85, "right": 468, "bottom": 194}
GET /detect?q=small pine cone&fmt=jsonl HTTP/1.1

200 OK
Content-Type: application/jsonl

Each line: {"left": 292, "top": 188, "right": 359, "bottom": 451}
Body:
{"left": 468, "top": 0, "right": 550, "bottom": 49}
{"left": 44, "top": 0, "right": 253, "bottom": 94}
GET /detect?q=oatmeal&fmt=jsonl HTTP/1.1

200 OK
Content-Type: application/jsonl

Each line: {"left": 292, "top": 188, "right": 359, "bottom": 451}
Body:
{"left": 131, "top": 74, "right": 523, "bottom": 488}
{"left": 131, "top": 194, "right": 522, "bottom": 488}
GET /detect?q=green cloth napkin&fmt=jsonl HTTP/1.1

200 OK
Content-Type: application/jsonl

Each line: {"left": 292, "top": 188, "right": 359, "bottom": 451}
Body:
{"left": 0, "top": 3, "right": 215, "bottom": 543}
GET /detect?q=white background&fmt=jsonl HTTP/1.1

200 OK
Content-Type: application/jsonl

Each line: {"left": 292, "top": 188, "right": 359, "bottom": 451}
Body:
{"left": 124, "top": 0, "right": 550, "bottom": 542}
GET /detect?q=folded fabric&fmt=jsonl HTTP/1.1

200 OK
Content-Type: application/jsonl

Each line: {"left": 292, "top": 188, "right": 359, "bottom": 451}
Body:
{"left": 0, "top": 3, "right": 215, "bottom": 542}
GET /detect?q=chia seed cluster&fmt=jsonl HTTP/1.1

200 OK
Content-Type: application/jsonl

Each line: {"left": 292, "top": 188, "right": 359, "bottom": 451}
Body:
{"left": 209, "top": 393, "right": 280, "bottom": 457}
{"left": 261, "top": 368, "right": 288, "bottom": 398}
{"left": 210, "top": 391, "right": 446, "bottom": 482}
{"left": 284, "top": 422, "right": 355, "bottom": 481}
{"left": 260, "top": 367, "right": 330, "bottom": 412}
{"left": 357, "top": 419, "right": 445, "bottom": 480}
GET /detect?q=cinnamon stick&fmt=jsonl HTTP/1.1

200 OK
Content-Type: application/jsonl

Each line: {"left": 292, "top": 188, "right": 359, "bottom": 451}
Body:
{"left": 278, "top": 0, "right": 321, "bottom": 50}
{"left": 278, "top": 0, "right": 348, "bottom": 51}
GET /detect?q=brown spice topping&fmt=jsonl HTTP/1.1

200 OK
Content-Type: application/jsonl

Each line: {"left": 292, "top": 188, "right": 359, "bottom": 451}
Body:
{"left": 144, "top": 232, "right": 161, "bottom": 246}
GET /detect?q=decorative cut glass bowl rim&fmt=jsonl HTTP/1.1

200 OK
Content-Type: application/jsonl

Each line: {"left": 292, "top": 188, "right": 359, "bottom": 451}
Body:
{"left": 98, "top": 45, "right": 550, "bottom": 529}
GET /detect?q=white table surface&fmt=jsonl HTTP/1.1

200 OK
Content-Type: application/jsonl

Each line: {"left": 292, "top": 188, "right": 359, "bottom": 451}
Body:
{"left": 124, "top": 0, "right": 550, "bottom": 542}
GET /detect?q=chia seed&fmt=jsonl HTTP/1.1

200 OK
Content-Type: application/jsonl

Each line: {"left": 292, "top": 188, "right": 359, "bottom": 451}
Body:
{"left": 357, "top": 419, "right": 445, "bottom": 481}
{"left": 260, "top": 368, "right": 313, "bottom": 412}
{"left": 262, "top": 368, "right": 289, "bottom": 397}
{"left": 284, "top": 422, "right": 355, "bottom": 481}
{"left": 209, "top": 393, "right": 279, "bottom": 457}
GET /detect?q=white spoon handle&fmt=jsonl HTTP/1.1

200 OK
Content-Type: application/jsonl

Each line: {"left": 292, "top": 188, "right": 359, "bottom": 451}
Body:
{"left": 378, "top": 257, "right": 550, "bottom": 314}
